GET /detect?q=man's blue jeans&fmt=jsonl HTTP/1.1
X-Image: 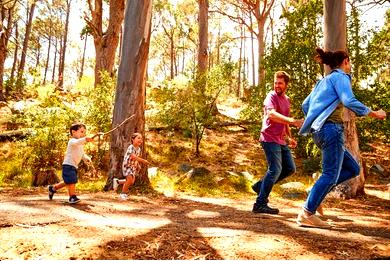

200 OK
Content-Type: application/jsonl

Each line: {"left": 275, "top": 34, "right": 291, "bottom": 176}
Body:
{"left": 255, "top": 141, "right": 296, "bottom": 206}
{"left": 304, "top": 122, "right": 360, "bottom": 214}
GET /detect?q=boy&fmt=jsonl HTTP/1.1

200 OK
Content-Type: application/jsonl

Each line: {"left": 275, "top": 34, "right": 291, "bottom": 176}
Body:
{"left": 48, "top": 123, "right": 100, "bottom": 203}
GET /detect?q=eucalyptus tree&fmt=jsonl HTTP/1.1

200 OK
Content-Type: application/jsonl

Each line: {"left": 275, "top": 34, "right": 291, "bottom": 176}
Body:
{"left": 0, "top": 0, "right": 18, "bottom": 101}
{"left": 34, "top": 15, "right": 53, "bottom": 85}
{"left": 153, "top": 0, "right": 182, "bottom": 80}
{"left": 16, "top": 0, "right": 38, "bottom": 90}
{"left": 197, "top": 0, "right": 208, "bottom": 75}
{"left": 243, "top": 0, "right": 323, "bottom": 142}
{"left": 56, "top": 0, "right": 71, "bottom": 89}
{"left": 79, "top": 25, "right": 92, "bottom": 80}
{"left": 150, "top": 0, "right": 198, "bottom": 80}
{"left": 84, "top": 0, "right": 124, "bottom": 86}
{"left": 106, "top": 0, "right": 152, "bottom": 189}
{"left": 212, "top": 0, "right": 276, "bottom": 95}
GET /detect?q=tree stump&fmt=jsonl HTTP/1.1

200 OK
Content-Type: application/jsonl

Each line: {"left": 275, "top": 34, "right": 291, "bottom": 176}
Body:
{"left": 32, "top": 168, "right": 60, "bottom": 186}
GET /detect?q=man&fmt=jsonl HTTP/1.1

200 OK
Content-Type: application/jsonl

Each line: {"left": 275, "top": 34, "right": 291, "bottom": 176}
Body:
{"left": 252, "top": 71, "right": 303, "bottom": 214}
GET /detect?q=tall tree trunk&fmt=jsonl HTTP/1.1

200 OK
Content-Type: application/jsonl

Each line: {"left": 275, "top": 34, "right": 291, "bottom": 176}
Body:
{"left": 35, "top": 40, "right": 40, "bottom": 68}
{"left": 197, "top": 0, "right": 208, "bottom": 75}
{"left": 0, "top": 0, "right": 17, "bottom": 100}
{"left": 57, "top": 0, "right": 71, "bottom": 90}
{"left": 17, "top": 0, "right": 36, "bottom": 89}
{"left": 237, "top": 23, "right": 243, "bottom": 97}
{"left": 324, "top": 0, "right": 364, "bottom": 199}
{"left": 216, "top": 21, "right": 220, "bottom": 65}
{"left": 256, "top": 18, "right": 266, "bottom": 97}
{"left": 79, "top": 34, "right": 87, "bottom": 80}
{"left": 57, "top": 35, "right": 63, "bottom": 83}
{"left": 170, "top": 34, "right": 174, "bottom": 80}
{"left": 43, "top": 34, "right": 52, "bottom": 85}
{"left": 162, "top": 25, "right": 175, "bottom": 80}
{"left": 250, "top": 14, "right": 256, "bottom": 87}
{"left": 51, "top": 38, "right": 58, "bottom": 83}
{"left": 87, "top": 0, "right": 125, "bottom": 86}
{"left": 105, "top": 0, "right": 152, "bottom": 190}
{"left": 9, "top": 22, "right": 18, "bottom": 95}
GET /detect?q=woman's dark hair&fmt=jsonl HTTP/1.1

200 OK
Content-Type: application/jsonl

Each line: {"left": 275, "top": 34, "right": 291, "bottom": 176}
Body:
{"left": 69, "top": 123, "right": 86, "bottom": 135}
{"left": 315, "top": 47, "right": 349, "bottom": 69}
{"left": 131, "top": 132, "right": 142, "bottom": 144}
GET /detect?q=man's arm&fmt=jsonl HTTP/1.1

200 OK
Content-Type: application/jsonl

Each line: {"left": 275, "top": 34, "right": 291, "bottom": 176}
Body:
{"left": 267, "top": 108, "right": 303, "bottom": 128}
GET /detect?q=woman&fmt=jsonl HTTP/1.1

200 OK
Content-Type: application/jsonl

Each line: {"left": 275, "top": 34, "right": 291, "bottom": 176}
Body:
{"left": 297, "top": 47, "right": 386, "bottom": 228}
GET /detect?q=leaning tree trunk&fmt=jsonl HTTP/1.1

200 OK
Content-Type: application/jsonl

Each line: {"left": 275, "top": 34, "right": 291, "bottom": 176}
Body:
{"left": 324, "top": 0, "right": 364, "bottom": 199}
{"left": 105, "top": 0, "right": 152, "bottom": 190}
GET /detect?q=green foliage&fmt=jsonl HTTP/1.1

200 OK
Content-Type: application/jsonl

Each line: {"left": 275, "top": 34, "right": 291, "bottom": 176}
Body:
{"left": 83, "top": 71, "right": 115, "bottom": 134}
{"left": 20, "top": 104, "right": 80, "bottom": 172}
{"left": 350, "top": 10, "right": 390, "bottom": 147}
{"left": 242, "top": 1, "right": 389, "bottom": 155}
{"left": 242, "top": 0, "right": 323, "bottom": 156}
{"left": 149, "top": 63, "right": 234, "bottom": 154}
{"left": 149, "top": 169, "right": 176, "bottom": 196}
{"left": 77, "top": 177, "right": 107, "bottom": 192}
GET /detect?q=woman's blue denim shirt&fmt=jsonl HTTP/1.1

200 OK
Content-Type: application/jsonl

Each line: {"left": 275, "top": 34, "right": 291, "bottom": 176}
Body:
{"left": 299, "top": 69, "right": 371, "bottom": 135}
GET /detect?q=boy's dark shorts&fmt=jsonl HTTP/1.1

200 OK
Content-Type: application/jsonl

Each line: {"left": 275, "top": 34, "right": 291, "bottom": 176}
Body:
{"left": 62, "top": 164, "right": 78, "bottom": 184}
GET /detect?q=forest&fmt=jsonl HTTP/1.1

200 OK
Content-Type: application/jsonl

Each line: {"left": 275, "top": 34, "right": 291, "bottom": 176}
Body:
{"left": 0, "top": 0, "right": 389, "bottom": 259}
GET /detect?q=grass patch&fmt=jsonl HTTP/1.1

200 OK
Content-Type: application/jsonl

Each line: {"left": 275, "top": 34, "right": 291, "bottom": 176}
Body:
{"left": 77, "top": 177, "right": 107, "bottom": 192}
{"left": 149, "top": 169, "right": 176, "bottom": 196}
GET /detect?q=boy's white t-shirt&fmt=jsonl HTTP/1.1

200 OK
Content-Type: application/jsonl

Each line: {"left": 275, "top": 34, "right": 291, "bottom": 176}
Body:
{"left": 63, "top": 137, "right": 87, "bottom": 168}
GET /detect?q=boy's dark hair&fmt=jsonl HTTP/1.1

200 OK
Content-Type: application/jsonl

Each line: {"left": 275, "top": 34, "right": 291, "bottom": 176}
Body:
{"left": 70, "top": 123, "right": 86, "bottom": 135}
{"left": 274, "top": 71, "right": 290, "bottom": 85}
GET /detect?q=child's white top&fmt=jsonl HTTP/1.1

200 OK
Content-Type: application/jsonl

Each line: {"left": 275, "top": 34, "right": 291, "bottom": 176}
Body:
{"left": 63, "top": 137, "right": 87, "bottom": 168}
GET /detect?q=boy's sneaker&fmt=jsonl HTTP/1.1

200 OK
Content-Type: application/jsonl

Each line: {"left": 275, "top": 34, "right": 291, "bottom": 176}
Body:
{"left": 119, "top": 193, "right": 128, "bottom": 200}
{"left": 113, "top": 178, "right": 119, "bottom": 191}
{"left": 69, "top": 195, "right": 81, "bottom": 204}
{"left": 48, "top": 185, "right": 56, "bottom": 200}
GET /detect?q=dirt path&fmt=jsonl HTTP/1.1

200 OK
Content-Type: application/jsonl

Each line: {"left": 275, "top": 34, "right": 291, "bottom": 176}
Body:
{"left": 0, "top": 186, "right": 389, "bottom": 260}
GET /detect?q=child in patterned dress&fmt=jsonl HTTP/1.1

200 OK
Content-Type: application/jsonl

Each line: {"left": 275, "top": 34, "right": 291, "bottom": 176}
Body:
{"left": 114, "top": 133, "right": 149, "bottom": 200}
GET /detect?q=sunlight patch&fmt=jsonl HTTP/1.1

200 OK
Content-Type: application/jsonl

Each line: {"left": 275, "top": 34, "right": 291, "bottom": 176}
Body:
{"left": 58, "top": 208, "right": 171, "bottom": 229}
{"left": 197, "top": 227, "right": 252, "bottom": 237}
{"left": 186, "top": 210, "right": 221, "bottom": 219}
{"left": 197, "top": 227, "right": 288, "bottom": 259}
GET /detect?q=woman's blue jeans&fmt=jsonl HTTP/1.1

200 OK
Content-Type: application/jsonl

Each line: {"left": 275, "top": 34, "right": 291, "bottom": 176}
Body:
{"left": 255, "top": 141, "right": 296, "bottom": 206}
{"left": 304, "top": 122, "right": 360, "bottom": 214}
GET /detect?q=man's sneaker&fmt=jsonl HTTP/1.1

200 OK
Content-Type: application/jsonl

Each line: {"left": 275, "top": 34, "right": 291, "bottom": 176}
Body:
{"left": 69, "top": 195, "right": 81, "bottom": 204}
{"left": 113, "top": 178, "right": 119, "bottom": 191}
{"left": 252, "top": 204, "right": 279, "bottom": 214}
{"left": 48, "top": 185, "right": 56, "bottom": 200}
{"left": 251, "top": 180, "right": 262, "bottom": 194}
{"left": 119, "top": 193, "right": 128, "bottom": 200}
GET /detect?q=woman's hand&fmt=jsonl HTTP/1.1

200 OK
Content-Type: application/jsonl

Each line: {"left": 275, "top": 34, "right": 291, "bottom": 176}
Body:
{"left": 369, "top": 109, "right": 387, "bottom": 120}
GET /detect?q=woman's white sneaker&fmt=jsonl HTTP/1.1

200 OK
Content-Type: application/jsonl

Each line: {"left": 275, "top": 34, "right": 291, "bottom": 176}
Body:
{"left": 119, "top": 193, "right": 128, "bottom": 200}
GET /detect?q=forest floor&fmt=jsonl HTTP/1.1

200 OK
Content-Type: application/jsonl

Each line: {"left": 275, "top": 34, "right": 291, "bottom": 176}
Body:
{"left": 0, "top": 183, "right": 389, "bottom": 260}
{"left": 0, "top": 104, "right": 389, "bottom": 259}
